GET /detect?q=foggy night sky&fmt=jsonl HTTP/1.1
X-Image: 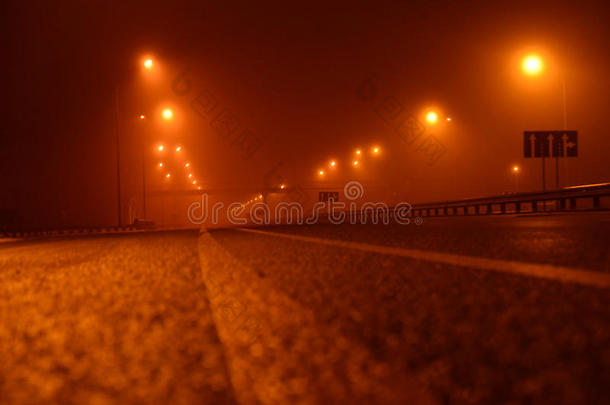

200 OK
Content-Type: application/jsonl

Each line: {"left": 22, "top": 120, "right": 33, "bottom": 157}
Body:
{"left": 3, "top": 0, "right": 610, "bottom": 227}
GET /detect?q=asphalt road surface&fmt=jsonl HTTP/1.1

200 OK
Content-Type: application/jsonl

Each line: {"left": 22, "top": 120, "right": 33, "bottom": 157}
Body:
{"left": 1, "top": 212, "right": 609, "bottom": 404}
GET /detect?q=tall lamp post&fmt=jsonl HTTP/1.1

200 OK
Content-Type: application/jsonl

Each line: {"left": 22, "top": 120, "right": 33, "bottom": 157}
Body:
{"left": 521, "top": 54, "right": 568, "bottom": 189}
{"left": 512, "top": 165, "right": 520, "bottom": 193}
{"left": 114, "top": 86, "right": 122, "bottom": 226}
{"left": 114, "top": 57, "right": 156, "bottom": 226}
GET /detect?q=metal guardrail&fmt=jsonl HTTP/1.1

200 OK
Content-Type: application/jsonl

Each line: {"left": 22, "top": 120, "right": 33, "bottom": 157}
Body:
{"left": 410, "top": 183, "right": 610, "bottom": 217}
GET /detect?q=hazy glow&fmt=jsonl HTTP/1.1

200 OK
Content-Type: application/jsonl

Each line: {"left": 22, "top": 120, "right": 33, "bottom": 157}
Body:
{"left": 355, "top": 149, "right": 361, "bottom": 155}
{"left": 446, "top": 117, "right": 452, "bottom": 122}
{"left": 426, "top": 111, "right": 439, "bottom": 124}
{"left": 157, "top": 145, "right": 164, "bottom": 151}
{"left": 144, "top": 59, "right": 153, "bottom": 69}
{"left": 162, "top": 108, "right": 174, "bottom": 120}
{"left": 139, "top": 114, "right": 146, "bottom": 120}
{"left": 192, "top": 180, "right": 197, "bottom": 185}
{"left": 513, "top": 165, "right": 520, "bottom": 172}
{"left": 176, "top": 146, "right": 181, "bottom": 152}
{"left": 353, "top": 160, "right": 359, "bottom": 166}
{"left": 318, "top": 170, "right": 325, "bottom": 176}
{"left": 280, "top": 184, "right": 286, "bottom": 189}
{"left": 522, "top": 55, "right": 543, "bottom": 75}
{"left": 330, "top": 160, "right": 336, "bottom": 167}
{"left": 158, "top": 162, "right": 164, "bottom": 168}
{"left": 188, "top": 173, "right": 193, "bottom": 178}
{"left": 185, "top": 162, "right": 190, "bottom": 167}
{"left": 165, "top": 173, "right": 171, "bottom": 179}
{"left": 372, "top": 147, "right": 380, "bottom": 154}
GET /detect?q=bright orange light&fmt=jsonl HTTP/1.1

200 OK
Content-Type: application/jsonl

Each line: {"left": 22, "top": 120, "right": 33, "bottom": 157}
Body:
{"left": 522, "top": 55, "right": 543, "bottom": 75}
{"left": 280, "top": 184, "right": 286, "bottom": 190}
{"left": 157, "top": 145, "right": 164, "bottom": 151}
{"left": 318, "top": 170, "right": 325, "bottom": 176}
{"left": 372, "top": 147, "right": 380, "bottom": 154}
{"left": 185, "top": 162, "right": 190, "bottom": 168}
{"left": 355, "top": 149, "right": 361, "bottom": 155}
{"left": 192, "top": 180, "right": 197, "bottom": 185}
{"left": 513, "top": 165, "right": 520, "bottom": 172}
{"left": 446, "top": 117, "right": 452, "bottom": 122}
{"left": 426, "top": 111, "right": 439, "bottom": 124}
{"left": 197, "top": 186, "right": 201, "bottom": 190}
{"left": 144, "top": 59, "right": 153, "bottom": 69}
{"left": 158, "top": 162, "right": 164, "bottom": 168}
{"left": 353, "top": 160, "right": 359, "bottom": 166}
{"left": 162, "top": 108, "right": 174, "bottom": 120}
{"left": 139, "top": 114, "right": 146, "bottom": 120}
{"left": 176, "top": 146, "right": 182, "bottom": 152}
{"left": 330, "top": 160, "right": 336, "bottom": 167}
{"left": 258, "top": 194, "right": 263, "bottom": 199}
{"left": 165, "top": 173, "right": 171, "bottom": 179}
{"left": 188, "top": 173, "right": 193, "bottom": 178}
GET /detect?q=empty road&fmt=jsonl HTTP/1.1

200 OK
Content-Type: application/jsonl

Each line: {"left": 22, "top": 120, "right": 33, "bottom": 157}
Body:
{"left": 1, "top": 212, "right": 609, "bottom": 404}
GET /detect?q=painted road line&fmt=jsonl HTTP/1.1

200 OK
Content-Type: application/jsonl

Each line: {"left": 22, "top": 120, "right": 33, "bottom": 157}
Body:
{"left": 237, "top": 228, "right": 610, "bottom": 289}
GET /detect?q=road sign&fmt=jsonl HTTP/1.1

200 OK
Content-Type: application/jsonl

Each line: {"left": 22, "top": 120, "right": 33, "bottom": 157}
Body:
{"left": 319, "top": 191, "right": 339, "bottom": 202}
{"left": 524, "top": 131, "right": 577, "bottom": 158}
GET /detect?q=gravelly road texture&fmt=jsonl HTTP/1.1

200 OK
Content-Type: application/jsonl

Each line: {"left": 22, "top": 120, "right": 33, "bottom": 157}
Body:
{"left": 1, "top": 213, "right": 609, "bottom": 404}
{"left": 0, "top": 231, "right": 236, "bottom": 405}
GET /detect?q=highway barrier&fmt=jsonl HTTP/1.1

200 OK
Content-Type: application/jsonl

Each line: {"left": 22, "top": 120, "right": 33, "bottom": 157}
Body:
{"left": 409, "top": 183, "right": 610, "bottom": 217}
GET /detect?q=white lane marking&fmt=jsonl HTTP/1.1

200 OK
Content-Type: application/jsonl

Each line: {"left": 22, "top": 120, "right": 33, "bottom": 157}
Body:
{"left": 237, "top": 228, "right": 610, "bottom": 289}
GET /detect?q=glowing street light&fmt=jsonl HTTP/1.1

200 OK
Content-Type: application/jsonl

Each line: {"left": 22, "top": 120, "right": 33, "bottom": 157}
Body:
{"left": 165, "top": 173, "right": 171, "bottom": 179}
{"left": 353, "top": 160, "right": 359, "bottom": 166}
{"left": 157, "top": 145, "right": 164, "bottom": 152}
{"left": 162, "top": 108, "right": 174, "bottom": 120}
{"left": 139, "top": 114, "right": 146, "bottom": 120}
{"left": 512, "top": 165, "right": 521, "bottom": 192}
{"left": 188, "top": 173, "right": 193, "bottom": 178}
{"left": 426, "top": 111, "right": 439, "bottom": 124}
{"left": 143, "top": 58, "right": 154, "bottom": 69}
{"left": 330, "top": 160, "right": 336, "bottom": 167}
{"left": 158, "top": 162, "right": 164, "bottom": 168}
{"left": 176, "top": 146, "right": 182, "bottom": 152}
{"left": 192, "top": 180, "right": 197, "bottom": 185}
{"left": 519, "top": 51, "right": 567, "bottom": 189}
{"left": 185, "top": 162, "right": 190, "bottom": 168}
{"left": 280, "top": 184, "right": 286, "bottom": 190}
{"left": 318, "top": 170, "right": 325, "bottom": 176}
{"left": 355, "top": 149, "right": 361, "bottom": 155}
{"left": 372, "top": 146, "right": 380, "bottom": 154}
{"left": 522, "top": 54, "right": 543, "bottom": 76}
{"left": 446, "top": 117, "right": 452, "bottom": 122}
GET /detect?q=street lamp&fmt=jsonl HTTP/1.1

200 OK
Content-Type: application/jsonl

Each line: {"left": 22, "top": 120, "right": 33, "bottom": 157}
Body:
{"left": 512, "top": 165, "right": 521, "bottom": 192}
{"left": 522, "top": 54, "right": 543, "bottom": 76}
{"left": 520, "top": 52, "right": 568, "bottom": 189}
{"left": 426, "top": 111, "right": 439, "bottom": 125}
{"left": 162, "top": 108, "right": 174, "bottom": 120}
{"left": 143, "top": 58, "right": 154, "bottom": 69}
